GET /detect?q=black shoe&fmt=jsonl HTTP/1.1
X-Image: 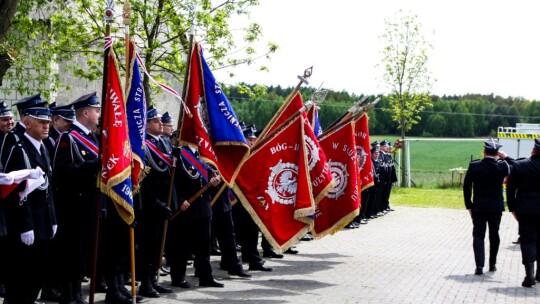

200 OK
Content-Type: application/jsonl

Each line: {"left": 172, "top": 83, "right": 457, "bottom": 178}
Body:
{"left": 263, "top": 249, "right": 284, "bottom": 259}
{"left": 236, "top": 244, "right": 242, "bottom": 252}
{"left": 138, "top": 284, "right": 160, "bottom": 298}
{"left": 152, "top": 282, "right": 173, "bottom": 294}
{"left": 41, "top": 287, "right": 62, "bottom": 302}
{"left": 386, "top": 207, "right": 395, "bottom": 211}
{"left": 285, "top": 247, "right": 299, "bottom": 254}
{"left": 96, "top": 277, "right": 108, "bottom": 293}
{"left": 300, "top": 233, "right": 314, "bottom": 241}
{"left": 211, "top": 248, "right": 222, "bottom": 256}
{"left": 522, "top": 276, "right": 536, "bottom": 287}
{"left": 360, "top": 219, "right": 368, "bottom": 224}
{"left": 171, "top": 280, "right": 191, "bottom": 289}
{"left": 228, "top": 269, "right": 252, "bottom": 278}
{"left": 475, "top": 267, "right": 483, "bottom": 275}
{"left": 199, "top": 278, "right": 224, "bottom": 288}
{"left": 249, "top": 264, "right": 273, "bottom": 272}
{"left": 489, "top": 265, "right": 497, "bottom": 272}
{"left": 104, "top": 292, "right": 131, "bottom": 304}
{"left": 118, "top": 287, "right": 142, "bottom": 302}
{"left": 160, "top": 265, "right": 170, "bottom": 276}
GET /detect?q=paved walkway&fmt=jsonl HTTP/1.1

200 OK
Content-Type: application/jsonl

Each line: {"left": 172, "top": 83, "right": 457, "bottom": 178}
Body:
{"left": 81, "top": 207, "right": 539, "bottom": 303}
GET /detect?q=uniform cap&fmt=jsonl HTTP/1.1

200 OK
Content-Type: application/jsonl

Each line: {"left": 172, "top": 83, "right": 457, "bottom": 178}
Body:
{"left": 380, "top": 140, "right": 389, "bottom": 147}
{"left": 0, "top": 101, "right": 13, "bottom": 118}
{"left": 484, "top": 138, "right": 502, "bottom": 153}
{"left": 370, "top": 141, "right": 380, "bottom": 148}
{"left": 371, "top": 146, "right": 380, "bottom": 153}
{"left": 534, "top": 138, "right": 540, "bottom": 150}
{"left": 243, "top": 124, "right": 257, "bottom": 139}
{"left": 162, "top": 111, "right": 173, "bottom": 124}
{"left": 147, "top": 105, "right": 162, "bottom": 120}
{"left": 70, "top": 92, "right": 100, "bottom": 110}
{"left": 13, "top": 94, "right": 48, "bottom": 113}
{"left": 23, "top": 106, "right": 51, "bottom": 121}
{"left": 51, "top": 104, "right": 75, "bottom": 121}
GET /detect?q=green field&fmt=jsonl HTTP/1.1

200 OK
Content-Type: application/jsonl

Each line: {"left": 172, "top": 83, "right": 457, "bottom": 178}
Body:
{"left": 370, "top": 136, "right": 485, "bottom": 188}
{"left": 390, "top": 187, "right": 463, "bottom": 209}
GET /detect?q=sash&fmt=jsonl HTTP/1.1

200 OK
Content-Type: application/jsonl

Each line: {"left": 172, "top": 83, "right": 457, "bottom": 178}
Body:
{"left": 145, "top": 139, "right": 172, "bottom": 168}
{"left": 70, "top": 131, "right": 99, "bottom": 157}
{"left": 180, "top": 148, "right": 208, "bottom": 183}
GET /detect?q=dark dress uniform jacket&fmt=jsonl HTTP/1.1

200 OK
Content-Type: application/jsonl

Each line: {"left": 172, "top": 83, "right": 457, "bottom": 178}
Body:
{"left": 3, "top": 135, "right": 56, "bottom": 239}
{"left": 507, "top": 154, "right": 540, "bottom": 214}
{"left": 463, "top": 157, "right": 511, "bottom": 212}
{"left": 175, "top": 149, "right": 212, "bottom": 219}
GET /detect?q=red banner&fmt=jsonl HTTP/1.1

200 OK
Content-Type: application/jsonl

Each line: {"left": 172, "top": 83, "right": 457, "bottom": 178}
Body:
{"left": 179, "top": 43, "right": 249, "bottom": 186}
{"left": 355, "top": 113, "right": 374, "bottom": 191}
{"left": 234, "top": 114, "right": 314, "bottom": 252}
{"left": 259, "top": 92, "right": 334, "bottom": 203}
{"left": 100, "top": 49, "right": 134, "bottom": 225}
{"left": 312, "top": 121, "right": 360, "bottom": 238}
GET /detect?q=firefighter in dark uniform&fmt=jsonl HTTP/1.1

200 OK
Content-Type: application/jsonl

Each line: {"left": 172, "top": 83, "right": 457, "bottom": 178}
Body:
{"left": 44, "top": 103, "right": 75, "bottom": 157}
{"left": 1, "top": 94, "right": 45, "bottom": 172}
{"left": 3, "top": 101, "right": 57, "bottom": 304}
{"left": 232, "top": 125, "right": 273, "bottom": 271}
{"left": 507, "top": 138, "right": 540, "bottom": 287}
{"left": 379, "top": 140, "right": 396, "bottom": 213}
{"left": 160, "top": 111, "right": 174, "bottom": 152}
{"left": 0, "top": 100, "right": 15, "bottom": 299}
{"left": 209, "top": 164, "right": 252, "bottom": 277}
{"left": 168, "top": 145, "right": 224, "bottom": 288}
{"left": 463, "top": 139, "right": 512, "bottom": 275}
{"left": 135, "top": 106, "right": 175, "bottom": 297}
{"left": 53, "top": 92, "right": 103, "bottom": 304}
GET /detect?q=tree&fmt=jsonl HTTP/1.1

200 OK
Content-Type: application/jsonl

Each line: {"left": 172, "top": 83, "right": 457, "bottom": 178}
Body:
{"left": 379, "top": 10, "right": 434, "bottom": 186}
{"left": 0, "top": 0, "right": 19, "bottom": 85}
{"left": 1, "top": 0, "right": 277, "bottom": 104}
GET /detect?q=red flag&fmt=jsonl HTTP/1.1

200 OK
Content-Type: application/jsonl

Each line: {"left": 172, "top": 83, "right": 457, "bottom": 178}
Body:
{"left": 179, "top": 43, "right": 249, "bottom": 185}
{"left": 355, "top": 113, "right": 374, "bottom": 190}
{"left": 259, "top": 92, "right": 334, "bottom": 203}
{"left": 312, "top": 121, "right": 360, "bottom": 238}
{"left": 233, "top": 114, "right": 314, "bottom": 252}
{"left": 100, "top": 48, "right": 135, "bottom": 225}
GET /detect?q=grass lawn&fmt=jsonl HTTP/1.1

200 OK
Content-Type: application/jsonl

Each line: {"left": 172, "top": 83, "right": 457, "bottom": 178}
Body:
{"left": 390, "top": 187, "right": 464, "bottom": 209}
{"left": 370, "top": 135, "right": 484, "bottom": 187}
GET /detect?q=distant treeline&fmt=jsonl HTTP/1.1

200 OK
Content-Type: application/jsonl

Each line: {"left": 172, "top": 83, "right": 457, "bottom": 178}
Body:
{"left": 226, "top": 84, "right": 540, "bottom": 137}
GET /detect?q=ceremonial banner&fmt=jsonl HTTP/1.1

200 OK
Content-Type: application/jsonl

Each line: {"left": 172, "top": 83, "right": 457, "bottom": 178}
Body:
{"left": 259, "top": 92, "right": 333, "bottom": 203}
{"left": 179, "top": 43, "right": 248, "bottom": 185}
{"left": 355, "top": 113, "right": 374, "bottom": 190}
{"left": 312, "top": 121, "right": 360, "bottom": 238}
{"left": 234, "top": 114, "right": 314, "bottom": 252}
{"left": 126, "top": 40, "right": 146, "bottom": 190}
{"left": 100, "top": 48, "right": 135, "bottom": 225}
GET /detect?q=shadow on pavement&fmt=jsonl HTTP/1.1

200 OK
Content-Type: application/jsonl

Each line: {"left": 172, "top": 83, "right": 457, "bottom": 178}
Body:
{"left": 445, "top": 274, "right": 503, "bottom": 284}
{"left": 488, "top": 286, "right": 540, "bottom": 297}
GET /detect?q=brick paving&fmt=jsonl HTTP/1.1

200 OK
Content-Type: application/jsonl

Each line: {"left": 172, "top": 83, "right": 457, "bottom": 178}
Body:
{"left": 73, "top": 207, "right": 540, "bottom": 303}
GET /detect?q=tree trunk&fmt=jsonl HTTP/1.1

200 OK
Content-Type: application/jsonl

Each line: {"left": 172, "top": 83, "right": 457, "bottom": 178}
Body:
{"left": 0, "top": 0, "right": 19, "bottom": 85}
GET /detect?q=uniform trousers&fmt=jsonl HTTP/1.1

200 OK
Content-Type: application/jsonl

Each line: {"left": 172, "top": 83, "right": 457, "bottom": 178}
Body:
{"left": 472, "top": 211, "right": 502, "bottom": 267}
{"left": 517, "top": 213, "right": 540, "bottom": 264}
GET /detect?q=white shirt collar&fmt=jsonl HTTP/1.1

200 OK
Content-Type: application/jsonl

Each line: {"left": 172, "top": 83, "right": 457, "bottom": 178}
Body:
{"left": 24, "top": 133, "right": 43, "bottom": 154}
{"left": 73, "top": 120, "right": 91, "bottom": 135}
{"left": 147, "top": 133, "right": 161, "bottom": 141}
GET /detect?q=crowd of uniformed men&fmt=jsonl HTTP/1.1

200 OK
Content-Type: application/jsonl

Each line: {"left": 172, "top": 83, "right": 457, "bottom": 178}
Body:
{"left": 0, "top": 93, "right": 397, "bottom": 304}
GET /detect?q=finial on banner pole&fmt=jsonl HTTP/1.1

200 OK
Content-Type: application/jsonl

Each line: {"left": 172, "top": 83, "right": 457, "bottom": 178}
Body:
{"left": 104, "top": 0, "right": 115, "bottom": 23}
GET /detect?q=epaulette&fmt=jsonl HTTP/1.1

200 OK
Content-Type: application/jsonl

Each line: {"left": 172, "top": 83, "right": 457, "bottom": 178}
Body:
{"left": 470, "top": 159, "right": 481, "bottom": 163}
{"left": 516, "top": 157, "right": 527, "bottom": 161}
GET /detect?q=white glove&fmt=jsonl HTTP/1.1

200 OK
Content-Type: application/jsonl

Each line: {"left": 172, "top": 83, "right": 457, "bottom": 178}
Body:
{"left": 29, "top": 167, "right": 45, "bottom": 179}
{"left": 0, "top": 174, "right": 14, "bottom": 185}
{"left": 52, "top": 225, "right": 57, "bottom": 238}
{"left": 20, "top": 230, "right": 35, "bottom": 246}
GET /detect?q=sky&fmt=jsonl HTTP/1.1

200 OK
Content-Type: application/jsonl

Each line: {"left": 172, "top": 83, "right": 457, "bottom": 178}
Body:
{"left": 213, "top": 0, "right": 540, "bottom": 100}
